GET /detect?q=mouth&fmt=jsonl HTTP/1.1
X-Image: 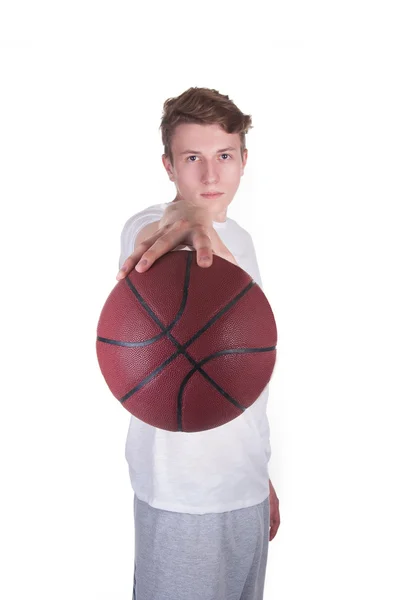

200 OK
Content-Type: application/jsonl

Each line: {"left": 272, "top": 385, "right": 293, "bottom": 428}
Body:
{"left": 200, "top": 192, "right": 224, "bottom": 198}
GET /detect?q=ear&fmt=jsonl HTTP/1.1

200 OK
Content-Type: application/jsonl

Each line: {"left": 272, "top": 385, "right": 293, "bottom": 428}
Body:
{"left": 162, "top": 153, "right": 174, "bottom": 181}
{"left": 241, "top": 148, "right": 248, "bottom": 174}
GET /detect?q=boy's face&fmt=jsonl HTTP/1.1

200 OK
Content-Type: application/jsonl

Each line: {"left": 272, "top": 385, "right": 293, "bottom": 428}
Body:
{"left": 162, "top": 123, "right": 248, "bottom": 220}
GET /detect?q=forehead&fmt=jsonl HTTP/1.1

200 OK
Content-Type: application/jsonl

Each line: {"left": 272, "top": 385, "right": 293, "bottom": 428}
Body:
{"left": 172, "top": 123, "right": 240, "bottom": 152}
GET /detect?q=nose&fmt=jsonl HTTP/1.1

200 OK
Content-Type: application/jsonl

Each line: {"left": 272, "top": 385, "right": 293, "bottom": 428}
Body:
{"left": 201, "top": 161, "right": 219, "bottom": 185}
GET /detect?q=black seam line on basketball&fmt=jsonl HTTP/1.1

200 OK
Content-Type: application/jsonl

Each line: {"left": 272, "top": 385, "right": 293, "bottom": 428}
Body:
{"left": 123, "top": 252, "right": 256, "bottom": 358}
{"left": 176, "top": 347, "right": 277, "bottom": 431}
{"left": 116, "top": 252, "right": 255, "bottom": 355}
{"left": 120, "top": 278, "right": 257, "bottom": 397}
{"left": 178, "top": 365, "right": 245, "bottom": 430}
{"left": 124, "top": 250, "right": 193, "bottom": 335}
{"left": 97, "top": 275, "right": 255, "bottom": 349}
{"left": 119, "top": 255, "right": 197, "bottom": 403}
{"left": 123, "top": 262, "right": 256, "bottom": 360}
{"left": 118, "top": 252, "right": 261, "bottom": 405}
{"left": 96, "top": 334, "right": 165, "bottom": 347}
{"left": 178, "top": 280, "right": 256, "bottom": 350}
{"left": 119, "top": 348, "right": 181, "bottom": 402}
{"left": 119, "top": 345, "right": 276, "bottom": 405}
{"left": 97, "top": 254, "right": 194, "bottom": 349}
{"left": 120, "top": 259, "right": 258, "bottom": 403}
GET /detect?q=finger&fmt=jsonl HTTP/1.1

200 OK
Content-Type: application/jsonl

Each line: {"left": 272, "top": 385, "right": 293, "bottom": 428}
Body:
{"left": 116, "top": 228, "right": 168, "bottom": 279}
{"left": 207, "top": 229, "right": 238, "bottom": 265}
{"left": 269, "top": 520, "right": 280, "bottom": 541}
{"left": 132, "top": 221, "right": 195, "bottom": 272}
{"left": 190, "top": 228, "right": 214, "bottom": 267}
{"left": 269, "top": 524, "right": 276, "bottom": 541}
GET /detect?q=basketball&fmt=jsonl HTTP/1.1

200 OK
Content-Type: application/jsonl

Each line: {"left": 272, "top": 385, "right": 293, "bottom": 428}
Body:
{"left": 96, "top": 250, "right": 277, "bottom": 433}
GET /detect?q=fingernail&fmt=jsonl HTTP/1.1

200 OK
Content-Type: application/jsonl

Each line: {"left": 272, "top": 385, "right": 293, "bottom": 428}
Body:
{"left": 136, "top": 259, "right": 148, "bottom": 270}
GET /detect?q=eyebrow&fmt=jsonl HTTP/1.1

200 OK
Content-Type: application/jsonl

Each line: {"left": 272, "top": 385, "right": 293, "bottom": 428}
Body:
{"left": 179, "top": 146, "right": 237, "bottom": 155}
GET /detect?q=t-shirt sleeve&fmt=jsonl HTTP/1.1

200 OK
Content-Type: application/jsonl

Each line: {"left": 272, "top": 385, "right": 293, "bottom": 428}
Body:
{"left": 119, "top": 203, "right": 166, "bottom": 269}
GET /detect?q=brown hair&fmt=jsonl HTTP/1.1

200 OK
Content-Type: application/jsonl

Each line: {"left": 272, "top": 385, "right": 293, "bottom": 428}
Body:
{"left": 159, "top": 87, "right": 253, "bottom": 166}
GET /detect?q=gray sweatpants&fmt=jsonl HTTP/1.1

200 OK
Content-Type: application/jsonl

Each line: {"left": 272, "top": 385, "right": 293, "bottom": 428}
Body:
{"left": 132, "top": 493, "right": 270, "bottom": 600}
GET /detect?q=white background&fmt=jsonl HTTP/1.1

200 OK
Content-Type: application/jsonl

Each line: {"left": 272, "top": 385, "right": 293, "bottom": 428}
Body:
{"left": 1, "top": 1, "right": 397, "bottom": 598}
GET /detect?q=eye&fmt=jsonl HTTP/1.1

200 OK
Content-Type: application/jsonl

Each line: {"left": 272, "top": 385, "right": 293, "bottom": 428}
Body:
{"left": 187, "top": 154, "right": 232, "bottom": 162}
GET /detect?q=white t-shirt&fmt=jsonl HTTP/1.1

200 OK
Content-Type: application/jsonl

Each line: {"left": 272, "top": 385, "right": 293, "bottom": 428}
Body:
{"left": 119, "top": 202, "right": 272, "bottom": 514}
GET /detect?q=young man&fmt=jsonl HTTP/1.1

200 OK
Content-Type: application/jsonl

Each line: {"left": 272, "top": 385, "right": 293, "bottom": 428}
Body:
{"left": 117, "top": 87, "right": 280, "bottom": 600}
